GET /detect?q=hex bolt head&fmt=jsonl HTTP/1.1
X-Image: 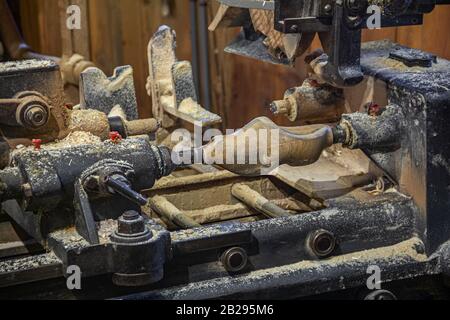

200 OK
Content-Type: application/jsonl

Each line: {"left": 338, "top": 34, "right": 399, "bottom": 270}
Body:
{"left": 27, "top": 107, "right": 44, "bottom": 123}
{"left": 117, "top": 210, "right": 146, "bottom": 235}
{"left": 24, "top": 105, "right": 49, "bottom": 128}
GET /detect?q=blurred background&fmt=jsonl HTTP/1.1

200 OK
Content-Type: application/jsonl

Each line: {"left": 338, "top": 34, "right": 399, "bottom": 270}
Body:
{"left": 7, "top": 0, "right": 450, "bottom": 129}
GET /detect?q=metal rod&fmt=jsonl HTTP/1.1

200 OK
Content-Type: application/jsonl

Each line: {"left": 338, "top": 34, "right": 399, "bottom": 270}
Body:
{"left": 149, "top": 195, "right": 201, "bottom": 229}
{"left": 231, "top": 184, "right": 293, "bottom": 218}
{"left": 104, "top": 176, "right": 149, "bottom": 206}
{"left": 190, "top": 0, "right": 200, "bottom": 97}
{"left": 198, "top": 0, "right": 212, "bottom": 110}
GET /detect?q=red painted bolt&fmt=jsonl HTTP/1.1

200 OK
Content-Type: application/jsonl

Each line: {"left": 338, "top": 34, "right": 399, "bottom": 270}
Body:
{"left": 32, "top": 139, "right": 42, "bottom": 150}
{"left": 109, "top": 131, "right": 123, "bottom": 144}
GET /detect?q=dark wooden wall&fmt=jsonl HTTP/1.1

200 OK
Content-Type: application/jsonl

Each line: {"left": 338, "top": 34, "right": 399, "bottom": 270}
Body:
{"left": 18, "top": 0, "right": 450, "bottom": 128}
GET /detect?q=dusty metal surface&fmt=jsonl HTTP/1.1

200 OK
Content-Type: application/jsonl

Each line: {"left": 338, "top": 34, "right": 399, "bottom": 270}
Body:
{"left": 1, "top": 7, "right": 450, "bottom": 300}
{"left": 122, "top": 237, "right": 431, "bottom": 300}
{"left": 210, "top": 2, "right": 314, "bottom": 64}
{"left": 0, "top": 60, "right": 68, "bottom": 143}
{"left": 79, "top": 66, "right": 139, "bottom": 120}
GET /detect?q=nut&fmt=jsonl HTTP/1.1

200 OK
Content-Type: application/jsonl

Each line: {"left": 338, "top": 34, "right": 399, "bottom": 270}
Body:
{"left": 308, "top": 229, "right": 337, "bottom": 258}
{"left": 16, "top": 95, "right": 50, "bottom": 130}
{"left": 117, "top": 211, "right": 146, "bottom": 235}
{"left": 220, "top": 247, "right": 248, "bottom": 273}
{"left": 25, "top": 106, "right": 47, "bottom": 127}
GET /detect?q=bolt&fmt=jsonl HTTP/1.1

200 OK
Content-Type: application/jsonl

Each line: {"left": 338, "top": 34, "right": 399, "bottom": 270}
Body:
{"left": 289, "top": 24, "right": 299, "bottom": 33}
{"left": 110, "top": 210, "right": 153, "bottom": 245}
{"left": 123, "top": 210, "right": 140, "bottom": 220}
{"left": 324, "top": 4, "right": 333, "bottom": 13}
{"left": 117, "top": 211, "right": 146, "bottom": 235}
{"left": 24, "top": 105, "right": 48, "bottom": 128}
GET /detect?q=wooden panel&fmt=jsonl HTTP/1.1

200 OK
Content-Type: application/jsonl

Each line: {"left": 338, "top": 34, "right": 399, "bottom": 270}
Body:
{"left": 20, "top": 0, "right": 62, "bottom": 56}
{"left": 58, "top": 0, "right": 90, "bottom": 58}
{"left": 397, "top": 6, "right": 450, "bottom": 59}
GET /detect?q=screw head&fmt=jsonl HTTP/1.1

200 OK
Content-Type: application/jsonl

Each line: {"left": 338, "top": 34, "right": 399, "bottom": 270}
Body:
{"left": 24, "top": 105, "right": 48, "bottom": 128}
{"left": 110, "top": 210, "right": 153, "bottom": 244}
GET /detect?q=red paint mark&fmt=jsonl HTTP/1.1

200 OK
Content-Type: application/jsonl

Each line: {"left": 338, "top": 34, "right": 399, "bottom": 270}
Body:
{"left": 368, "top": 103, "right": 383, "bottom": 117}
{"left": 308, "top": 79, "right": 320, "bottom": 87}
{"left": 109, "top": 131, "right": 123, "bottom": 144}
{"left": 32, "top": 139, "right": 42, "bottom": 150}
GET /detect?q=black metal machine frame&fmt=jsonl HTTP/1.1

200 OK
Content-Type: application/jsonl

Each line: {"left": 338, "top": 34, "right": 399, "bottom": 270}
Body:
{"left": 1, "top": 0, "right": 450, "bottom": 300}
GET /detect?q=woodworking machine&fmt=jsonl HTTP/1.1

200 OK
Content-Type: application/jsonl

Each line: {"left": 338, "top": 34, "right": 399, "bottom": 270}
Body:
{"left": 1, "top": 0, "right": 450, "bottom": 300}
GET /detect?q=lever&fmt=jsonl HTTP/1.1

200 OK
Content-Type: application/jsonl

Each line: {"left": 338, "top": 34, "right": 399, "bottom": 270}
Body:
{"left": 104, "top": 175, "right": 148, "bottom": 206}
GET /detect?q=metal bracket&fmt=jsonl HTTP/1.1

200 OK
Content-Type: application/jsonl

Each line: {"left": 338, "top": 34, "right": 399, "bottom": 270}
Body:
{"left": 147, "top": 25, "right": 221, "bottom": 128}
{"left": 73, "top": 159, "right": 137, "bottom": 245}
{"left": 79, "top": 66, "right": 139, "bottom": 120}
{"left": 73, "top": 179, "right": 99, "bottom": 245}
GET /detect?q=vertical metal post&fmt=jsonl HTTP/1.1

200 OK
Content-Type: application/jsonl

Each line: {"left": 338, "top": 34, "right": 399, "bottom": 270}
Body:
{"left": 190, "top": 0, "right": 200, "bottom": 98}
{"left": 198, "top": 0, "right": 212, "bottom": 110}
